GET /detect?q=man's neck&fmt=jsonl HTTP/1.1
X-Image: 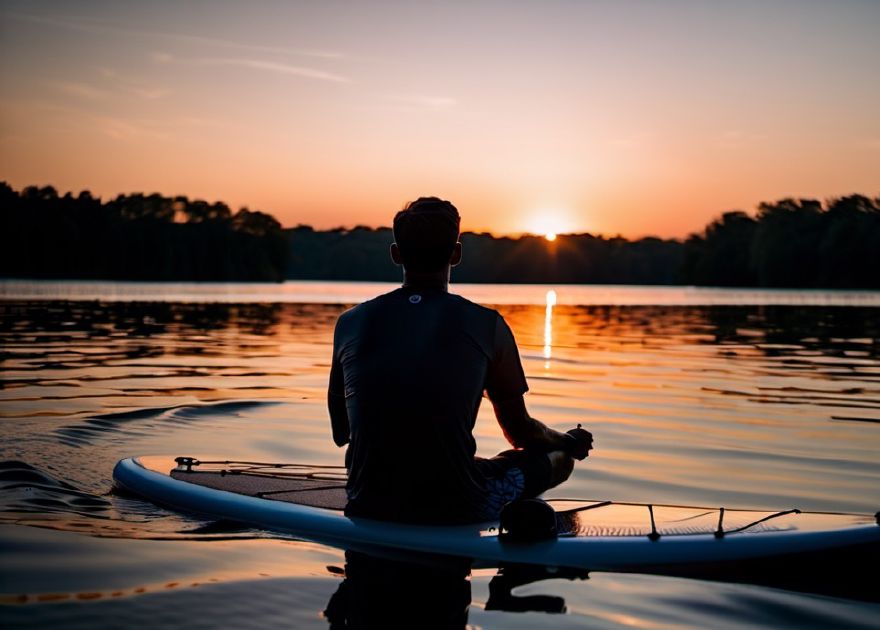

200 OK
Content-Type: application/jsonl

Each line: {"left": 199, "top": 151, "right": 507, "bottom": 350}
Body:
{"left": 402, "top": 268, "right": 451, "bottom": 292}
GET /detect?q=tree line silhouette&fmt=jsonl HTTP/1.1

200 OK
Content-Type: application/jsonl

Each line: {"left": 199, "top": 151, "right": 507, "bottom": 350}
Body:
{"left": 682, "top": 195, "right": 880, "bottom": 288}
{"left": 287, "top": 194, "right": 879, "bottom": 288}
{"left": 2, "top": 182, "right": 877, "bottom": 287}
{"left": 0, "top": 182, "right": 287, "bottom": 281}
{"left": 287, "top": 226, "right": 684, "bottom": 284}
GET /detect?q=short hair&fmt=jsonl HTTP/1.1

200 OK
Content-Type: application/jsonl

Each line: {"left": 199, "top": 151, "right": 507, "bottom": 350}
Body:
{"left": 393, "top": 197, "right": 461, "bottom": 272}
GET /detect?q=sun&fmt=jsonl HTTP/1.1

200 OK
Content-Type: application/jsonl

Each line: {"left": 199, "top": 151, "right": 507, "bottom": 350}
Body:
{"left": 525, "top": 210, "right": 572, "bottom": 241}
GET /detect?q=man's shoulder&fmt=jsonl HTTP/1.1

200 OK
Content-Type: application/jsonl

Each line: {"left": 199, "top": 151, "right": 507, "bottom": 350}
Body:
{"left": 447, "top": 291, "right": 500, "bottom": 318}
{"left": 447, "top": 293, "right": 506, "bottom": 332}
{"left": 337, "top": 288, "right": 503, "bottom": 327}
{"left": 335, "top": 288, "right": 402, "bottom": 325}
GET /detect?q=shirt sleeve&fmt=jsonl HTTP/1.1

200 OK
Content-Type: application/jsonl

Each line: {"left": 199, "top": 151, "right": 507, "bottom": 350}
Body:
{"left": 328, "top": 319, "right": 345, "bottom": 398}
{"left": 484, "top": 314, "right": 529, "bottom": 402}
{"left": 328, "top": 317, "right": 350, "bottom": 447}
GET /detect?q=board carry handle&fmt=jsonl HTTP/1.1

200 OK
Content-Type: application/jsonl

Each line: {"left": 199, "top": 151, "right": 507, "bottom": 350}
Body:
{"left": 174, "top": 456, "right": 200, "bottom": 472}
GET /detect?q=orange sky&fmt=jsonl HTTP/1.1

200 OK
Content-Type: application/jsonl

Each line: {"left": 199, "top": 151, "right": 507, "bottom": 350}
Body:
{"left": 1, "top": 2, "right": 878, "bottom": 238}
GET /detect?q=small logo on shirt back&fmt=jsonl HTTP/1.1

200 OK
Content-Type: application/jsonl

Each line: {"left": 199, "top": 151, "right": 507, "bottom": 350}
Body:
{"left": 409, "top": 294, "right": 422, "bottom": 304}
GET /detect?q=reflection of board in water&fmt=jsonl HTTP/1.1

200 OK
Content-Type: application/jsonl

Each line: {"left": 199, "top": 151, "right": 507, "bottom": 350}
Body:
{"left": 116, "top": 456, "right": 880, "bottom": 601}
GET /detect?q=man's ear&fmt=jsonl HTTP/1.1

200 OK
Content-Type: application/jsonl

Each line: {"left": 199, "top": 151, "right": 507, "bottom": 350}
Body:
{"left": 390, "top": 242, "right": 403, "bottom": 266}
{"left": 450, "top": 241, "right": 462, "bottom": 267}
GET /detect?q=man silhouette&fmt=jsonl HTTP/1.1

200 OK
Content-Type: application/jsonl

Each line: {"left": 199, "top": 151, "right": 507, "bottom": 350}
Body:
{"left": 328, "top": 197, "right": 591, "bottom": 523}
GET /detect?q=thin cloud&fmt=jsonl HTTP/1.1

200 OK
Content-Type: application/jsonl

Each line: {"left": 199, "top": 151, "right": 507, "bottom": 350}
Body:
{"left": 128, "top": 87, "right": 169, "bottom": 100}
{"left": 194, "top": 57, "right": 350, "bottom": 83}
{"left": 9, "top": 12, "right": 347, "bottom": 60}
{"left": 97, "top": 116, "right": 170, "bottom": 142}
{"left": 386, "top": 94, "right": 458, "bottom": 110}
{"left": 95, "top": 67, "right": 170, "bottom": 100}
{"left": 54, "top": 81, "right": 110, "bottom": 100}
{"left": 10, "top": 97, "right": 173, "bottom": 142}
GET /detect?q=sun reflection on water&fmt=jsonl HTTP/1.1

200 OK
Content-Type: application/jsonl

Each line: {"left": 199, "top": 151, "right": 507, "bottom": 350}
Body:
{"left": 543, "top": 289, "right": 556, "bottom": 369}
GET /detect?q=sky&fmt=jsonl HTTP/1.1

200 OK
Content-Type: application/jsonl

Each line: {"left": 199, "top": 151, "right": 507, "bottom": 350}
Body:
{"left": 1, "top": 1, "right": 878, "bottom": 238}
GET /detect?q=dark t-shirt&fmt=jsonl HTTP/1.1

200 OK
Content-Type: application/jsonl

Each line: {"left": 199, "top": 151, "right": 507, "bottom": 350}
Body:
{"left": 329, "top": 286, "right": 528, "bottom": 523}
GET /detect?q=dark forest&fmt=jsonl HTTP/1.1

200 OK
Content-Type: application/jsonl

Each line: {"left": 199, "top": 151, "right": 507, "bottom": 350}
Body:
{"left": 280, "top": 195, "right": 880, "bottom": 288}
{"left": 681, "top": 196, "right": 880, "bottom": 288}
{"left": 2, "top": 182, "right": 878, "bottom": 288}
{"left": 286, "top": 226, "right": 684, "bottom": 284}
{"left": 0, "top": 182, "right": 287, "bottom": 282}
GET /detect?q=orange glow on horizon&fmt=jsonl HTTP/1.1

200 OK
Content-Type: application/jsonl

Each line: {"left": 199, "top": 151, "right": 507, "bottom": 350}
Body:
{"left": 523, "top": 210, "right": 577, "bottom": 241}
{"left": 1, "top": 4, "right": 877, "bottom": 240}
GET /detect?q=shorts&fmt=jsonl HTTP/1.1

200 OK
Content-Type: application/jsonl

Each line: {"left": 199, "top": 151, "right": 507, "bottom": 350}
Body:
{"left": 473, "top": 449, "right": 553, "bottom": 520}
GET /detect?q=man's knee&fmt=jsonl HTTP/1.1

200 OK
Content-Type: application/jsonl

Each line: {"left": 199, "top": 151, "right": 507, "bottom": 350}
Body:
{"left": 546, "top": 450, "right": 574, "bottom": 488}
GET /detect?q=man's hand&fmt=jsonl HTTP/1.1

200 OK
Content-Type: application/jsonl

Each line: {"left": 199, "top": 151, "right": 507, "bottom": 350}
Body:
{"left": 564, "top": 424, "right": 593, "bottom": 461}
{"left": 492, "top": 396, "right": 593, "bottom": 457}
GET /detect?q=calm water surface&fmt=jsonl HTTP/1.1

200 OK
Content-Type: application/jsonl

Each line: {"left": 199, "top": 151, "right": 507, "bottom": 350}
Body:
{"left": 1, "top": 282, "right": 879, "bottom": 628}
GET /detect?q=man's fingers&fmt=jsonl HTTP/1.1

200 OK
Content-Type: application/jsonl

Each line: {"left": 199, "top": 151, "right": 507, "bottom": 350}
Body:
{"left": 563, "top": 425, "right": 595, "bottom": 460}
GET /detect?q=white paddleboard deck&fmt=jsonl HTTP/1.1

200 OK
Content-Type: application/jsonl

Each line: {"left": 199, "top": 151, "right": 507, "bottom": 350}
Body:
{"left": 113, "top": 456, "right": 880, "bottom": 572}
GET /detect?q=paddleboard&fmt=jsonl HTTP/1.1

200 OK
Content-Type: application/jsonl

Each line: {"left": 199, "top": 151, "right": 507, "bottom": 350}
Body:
{"left": 113, "top": 456, "right": 880, "bottom": 574}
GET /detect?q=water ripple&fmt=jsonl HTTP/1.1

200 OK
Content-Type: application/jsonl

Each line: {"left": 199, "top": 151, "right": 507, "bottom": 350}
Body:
{"left": 52, "top": 401, "right": 276, "bottom": 448}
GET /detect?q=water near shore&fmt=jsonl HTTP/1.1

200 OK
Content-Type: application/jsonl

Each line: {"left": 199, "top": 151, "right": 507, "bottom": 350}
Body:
{"left": 4, "top": 278, "right": 880, "bottom": 306}
{"left": 2, "top": 281, "right": 879, "bottom": 628}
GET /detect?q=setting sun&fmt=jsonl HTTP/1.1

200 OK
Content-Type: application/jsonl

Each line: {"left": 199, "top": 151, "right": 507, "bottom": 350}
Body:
{"left": 525, "top": 210, "right": 573, "bottom": 241}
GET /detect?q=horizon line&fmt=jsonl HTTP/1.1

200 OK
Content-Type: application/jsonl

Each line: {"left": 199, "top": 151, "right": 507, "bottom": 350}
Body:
{"left": 4, "top": 180, "right": 877, "bottom": 243}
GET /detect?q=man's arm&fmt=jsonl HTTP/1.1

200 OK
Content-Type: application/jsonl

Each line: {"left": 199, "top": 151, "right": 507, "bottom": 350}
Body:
{"left": 487, "top": 316, "right": 592, "bottom": 456}
{"left": 491, "top": 395, "right": 571, "bottom": 452}
{"left": 328, "top": 324, "right": 349, "bottom": 447}
{"left": 328, "top": 390, "right": 349, "bottom": 447}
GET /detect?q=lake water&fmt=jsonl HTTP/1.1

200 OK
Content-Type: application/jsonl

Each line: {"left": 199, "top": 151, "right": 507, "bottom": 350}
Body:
{"left": 1, "top": 281, "right": 879, "bottom": 628}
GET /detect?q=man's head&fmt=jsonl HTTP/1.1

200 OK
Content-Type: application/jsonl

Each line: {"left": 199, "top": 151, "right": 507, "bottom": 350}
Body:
{"left": 391, "top": 197, "right": 461, "bottom": 273}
